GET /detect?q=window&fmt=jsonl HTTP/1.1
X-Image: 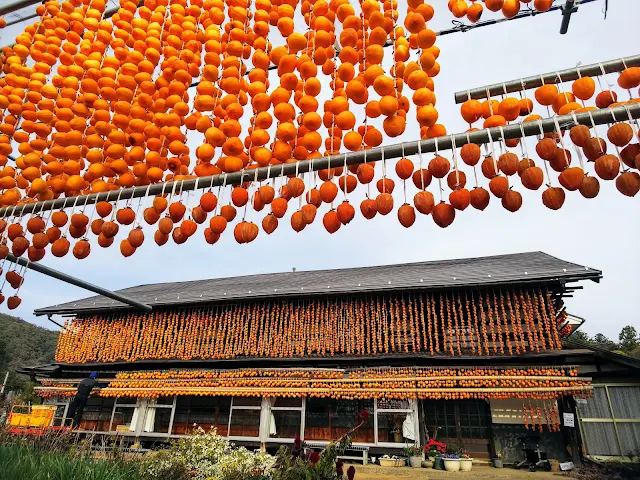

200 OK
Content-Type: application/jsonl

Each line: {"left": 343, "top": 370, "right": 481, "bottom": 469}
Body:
{"left": 270, "top": 397, "right": 303, "bottom": 440}
{"left": 110, "top": 397, "right": 139, "bottom": 432}
{"left": 77, "top": 397, "right": 114, "bottom": 431}
{"left": 425, "top": 399, "right": 490, "bottom": 441}
{"left": 376, "top": 398, "right": 416, "bottom": 445}
{"left": 304, "top": 398, "right": 331, "bottom": 441}
{"left": 142, "top": 397, "right": 175, "bottom": 434}
{"left": 50, "top": 403, "right": 69, "bottom": 427}
{"left": 271, "top": 410, "right": 302, "bottom": 439}
{"left": 172, "top": 396, "right": 231, "bottom": 436}
{"left": 304, "top": 398, "right": 374, "bottom": 443}
{"left": 229, "top": 396, "right": 261, "bottom": 439}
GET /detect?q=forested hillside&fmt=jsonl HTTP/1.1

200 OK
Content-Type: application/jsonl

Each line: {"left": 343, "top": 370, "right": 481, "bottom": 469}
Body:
{"left": 0, "top": 314, "right": 58, "bottom": 398}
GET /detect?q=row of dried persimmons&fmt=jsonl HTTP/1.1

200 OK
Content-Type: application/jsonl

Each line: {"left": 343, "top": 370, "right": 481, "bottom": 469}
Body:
{"left": 36, "top": 366, "right": 590, "bottom": 401}
{"left": 55, "top": 287, "right": 563, "bottom": 364}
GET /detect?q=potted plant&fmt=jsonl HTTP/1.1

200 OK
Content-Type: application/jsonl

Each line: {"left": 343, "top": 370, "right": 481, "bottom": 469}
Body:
{"left": 443, "top": 454, "right": 461, "bottom": 472}
{"left": 379, "top": 455, "right": 405, "bottom": 467}
{"left": 425, "top": 439, "right": 446, "bottom": 470}
{"left": 492, "top": 453, "right": 503, "bottom": 468}
{"left": 403, "top": 445, "right": 424, "bottom": 468}
{"left": 443, "top": 443, "right": 462, "bottom": 472}
{"left": 460, "top": 452, "right": 473, "bottom": 471}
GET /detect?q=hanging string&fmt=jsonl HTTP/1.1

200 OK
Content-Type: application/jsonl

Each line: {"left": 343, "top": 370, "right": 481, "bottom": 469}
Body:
{"left": 536, "top": 119, "right": 553, "bottom": 185}
{"left": 570, "top": 112, "right": 586, "bottom": 170}
{"left": 552, "top": 116, "right": 571, "bottom": 169}
{"left": 417, "top": 138, "right": 425, "bottom": 190}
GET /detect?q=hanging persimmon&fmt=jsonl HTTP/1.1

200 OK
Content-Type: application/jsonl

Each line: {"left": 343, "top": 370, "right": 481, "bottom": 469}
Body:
{"left": 542, "top": 187, "right": 566, "bottom": 210}
{"left": 336, "top": 201, "right": 355, "bottom": 224}
{"left": 469, "top": 187, "right": 490, "bottom": 211}
{"left": 615, "top": 172, "right": 640, "bottom": 197}
{"left": 607, "top": 123, "right": 633, "bottom": 147}
{"left": 521, "top": 167, "right": 544, "bottom": 190}
{"left": 594, "top": 154, "right": 620, "bottom": 180}
{"left": 432, "top": 202, "right": 455, "bottom": 228}
{"left": 375, "top": 193, "right": 394, "bottom": 215}
{"left": 322, "top": 210, "right": 341, "bottom": 233}
{"left": 501, "top": 190, "right": 522, "bottom": 212}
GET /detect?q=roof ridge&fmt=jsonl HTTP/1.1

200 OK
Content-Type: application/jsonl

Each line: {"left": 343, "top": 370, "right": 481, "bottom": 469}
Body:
{"left": 93, "top": 251, "right": 550, "bottom": 291}
{"left": 34, "top": 252, "right": 602, "bottom": 316}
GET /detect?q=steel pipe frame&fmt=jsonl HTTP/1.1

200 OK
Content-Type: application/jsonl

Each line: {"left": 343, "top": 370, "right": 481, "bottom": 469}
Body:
{"left": 560, "top": 0, "right": 579, "bottom": 35}
{"left": 455, "top": 54, "right": 640, "bottom": 103}
{"left": 438, "top": 0, "right": 599, "bottom": 37}
{"left": 1, "top": 1, "right": 140, "bottom": 44}
{"left": 0, "top": 0, "right": 41, "bottom": 17}
{"left": 0, "top": 103, "right": 637, "bottom": 219}
{"left": 5, "top": 253, "right": 153, "bottom": 312}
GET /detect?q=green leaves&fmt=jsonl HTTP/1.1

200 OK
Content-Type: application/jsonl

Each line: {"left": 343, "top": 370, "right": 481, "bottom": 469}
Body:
{"left": 0, "top": 444, "right": 140, "bottom": 480}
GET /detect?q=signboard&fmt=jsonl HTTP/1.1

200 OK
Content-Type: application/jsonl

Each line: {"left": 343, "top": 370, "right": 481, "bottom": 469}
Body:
{"left": 563, "top": 413, "right": 575, "bottom": 427}
{"left": 560, "top": 461, "right": 575, "bottom": 471}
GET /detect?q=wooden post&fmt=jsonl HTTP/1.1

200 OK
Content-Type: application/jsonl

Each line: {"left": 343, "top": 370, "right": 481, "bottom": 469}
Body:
{"left": 418, "top": 399, "right": 427, "bottom": 446}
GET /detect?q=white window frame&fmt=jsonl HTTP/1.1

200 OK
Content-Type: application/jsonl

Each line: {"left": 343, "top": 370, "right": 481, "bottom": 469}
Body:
{"left": 72, "top": 396, "right": 117, "bottom": 434}
{"left": 141, "top": 396, "right": 177, "bottom": 437}
{"left": 109, "top": 397, "right": 143, "bottom": 434}
{"left": 228, "top": 396, "right": 262, "bottom": 441}
{"left": 44, "top": 399, "right": 70, "bottom": 427}
{"left": 374, "top": 398, "right": 419, "bottom": 447}
{"left": 268, "top": 396, "right": 306, "bottom": 443}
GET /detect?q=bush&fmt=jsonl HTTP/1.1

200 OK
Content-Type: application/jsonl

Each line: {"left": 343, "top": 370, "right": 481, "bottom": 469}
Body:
{"left": 139, "top": 427, "right": 275, "bottom": 480}
{"left": 270, "top": 435, "right": 354, "bottom": 480}
{"left": 139, "top": 450, "right": 186, "bottom": 480}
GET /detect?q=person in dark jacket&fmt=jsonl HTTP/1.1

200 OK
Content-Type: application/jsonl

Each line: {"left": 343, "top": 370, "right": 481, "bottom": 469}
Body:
{"left": 66, "top": 372, "right": 98, "bottom": 428}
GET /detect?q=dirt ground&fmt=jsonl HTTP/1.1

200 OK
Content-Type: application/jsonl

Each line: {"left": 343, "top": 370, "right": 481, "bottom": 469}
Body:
{"left": 353, "top": 465, "right": 568, "bottom": 480}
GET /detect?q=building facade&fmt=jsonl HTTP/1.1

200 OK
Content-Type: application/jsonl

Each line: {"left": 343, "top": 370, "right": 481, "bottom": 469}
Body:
{"left": 24, "top": 252, "right": 638, "bottom": 462}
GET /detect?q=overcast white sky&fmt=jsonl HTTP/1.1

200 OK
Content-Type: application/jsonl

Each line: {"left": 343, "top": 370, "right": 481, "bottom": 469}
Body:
{"left": 1, "top": 0, "right": 638, "bottom": 340}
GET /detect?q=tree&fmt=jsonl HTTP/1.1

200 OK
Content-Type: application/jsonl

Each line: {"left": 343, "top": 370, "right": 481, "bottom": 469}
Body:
{"left": 592, "top": 333, "right": 618, "bottom": 351}
{"left": 0, "top": 336, "right": 7, "bottom": 365}
{"left": 570, "top": 330, "right": 592, "bottom": 345}
{"left": 619, "top": 326, "right": 639, "bottom": 353}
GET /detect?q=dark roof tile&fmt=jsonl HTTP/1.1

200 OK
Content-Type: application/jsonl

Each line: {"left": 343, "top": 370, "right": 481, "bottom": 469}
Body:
{"left": 34, "top": 251, "right": 601, "bottom": 316}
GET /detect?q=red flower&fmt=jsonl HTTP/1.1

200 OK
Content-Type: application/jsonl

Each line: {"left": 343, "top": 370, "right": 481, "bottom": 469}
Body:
{"left": 347, "top": 466, "right": 356, "bottom": 480}
{"left": 356, "top": 409, "right": 370, "bottom": 425}
{"left": 309, "top": 451, "right": 320, "bottom": 465}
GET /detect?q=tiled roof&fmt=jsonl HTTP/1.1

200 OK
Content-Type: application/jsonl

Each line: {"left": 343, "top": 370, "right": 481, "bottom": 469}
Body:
{"left": 34, "top": 251, "right": 601, "bottom": 316}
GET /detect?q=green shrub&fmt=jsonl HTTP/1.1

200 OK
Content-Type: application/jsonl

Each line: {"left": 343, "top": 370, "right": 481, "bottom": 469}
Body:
{"left": 139, "top": 450, "right": 186, "bottom": 480}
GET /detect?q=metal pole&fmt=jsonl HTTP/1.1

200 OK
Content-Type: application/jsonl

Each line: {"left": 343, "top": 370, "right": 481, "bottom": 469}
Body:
{"left": 1, "top": 104, "right": 638, "bottom": 218}
{"left": 46, "top": 314, "right": 66, "bottom": 330}
{"left": 0, "top": 371, "right": 8, "bottom": 395}
{"left": 437, "top": 0, "right": 598, "bottom": 37}
{"left": 454, "top": 54, "right": 640, "bottom": 103}
{"left": 0, "top": 0, "right": 41, "bottom": 17}
{"left": 1, "top": 1, "right": 140, "bottom": 46}
{"left": 4, "top": 253, "right": 153, "bottom": 312}
{"left": 560, "top": 0, "right": 578, "bottom": 34}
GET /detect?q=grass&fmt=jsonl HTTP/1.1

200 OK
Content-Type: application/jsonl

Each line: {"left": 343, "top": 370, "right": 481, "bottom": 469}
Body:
{"left": 0, "top": 444, "right": 140, "bottom": 480}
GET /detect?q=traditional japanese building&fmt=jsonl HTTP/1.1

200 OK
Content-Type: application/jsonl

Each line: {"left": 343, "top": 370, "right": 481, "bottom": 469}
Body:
{"left": 22, "top": 252, "right": 640, "bottom": 462}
